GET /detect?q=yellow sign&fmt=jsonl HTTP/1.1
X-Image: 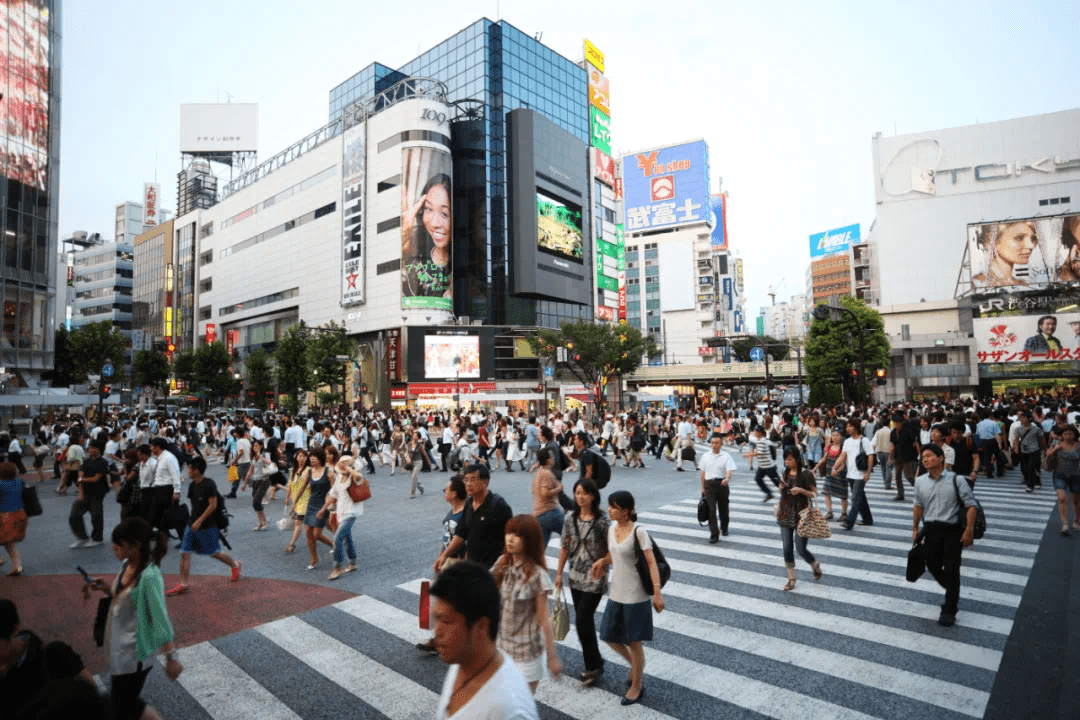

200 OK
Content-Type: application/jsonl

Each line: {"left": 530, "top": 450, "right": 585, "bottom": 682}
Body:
{"left": 584, "top": 39, "right": 604, "bottom": 73}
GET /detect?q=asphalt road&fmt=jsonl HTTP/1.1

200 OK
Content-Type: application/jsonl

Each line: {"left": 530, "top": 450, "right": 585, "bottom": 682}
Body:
{"left": 3, "top": 446, "right": 1072, "bottom": 719}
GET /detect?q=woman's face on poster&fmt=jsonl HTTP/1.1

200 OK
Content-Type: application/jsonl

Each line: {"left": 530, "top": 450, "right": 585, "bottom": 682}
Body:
{"left": 994, "top": 222, "right": 1037, "bottom": 266}
{"left": 422, "top": 183, "right": 451, "bottom": 250}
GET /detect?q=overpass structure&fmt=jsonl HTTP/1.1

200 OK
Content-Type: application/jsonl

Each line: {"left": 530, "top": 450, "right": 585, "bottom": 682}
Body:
{"left": 626, "top": 360, "right": 803, "bottom": 387}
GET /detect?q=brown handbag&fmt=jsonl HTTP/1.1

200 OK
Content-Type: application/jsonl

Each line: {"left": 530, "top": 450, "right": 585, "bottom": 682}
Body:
{"left": 347, "top": 476, "right": 371, "bottom": 503}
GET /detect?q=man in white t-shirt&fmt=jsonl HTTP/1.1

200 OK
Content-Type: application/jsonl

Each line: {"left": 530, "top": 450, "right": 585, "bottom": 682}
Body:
{"left": 432, "top": 562, "right": 539, "bottom": 720}
{"left": 832, "top": 419, "right": 875, "bottom": 531}
{"left": 700, "top": 435, "right": 736, "bottom": 542}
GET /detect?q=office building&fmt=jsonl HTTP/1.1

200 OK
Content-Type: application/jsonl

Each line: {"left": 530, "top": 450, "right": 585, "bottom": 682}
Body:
{"left": 70, "top": 242, "right": 134, "bottom": 357}
{"left": 132, "top": 220, "right": 175, "bottom": 359}
{"left": 808, "top": 252, "right": 852, "bottom": 303}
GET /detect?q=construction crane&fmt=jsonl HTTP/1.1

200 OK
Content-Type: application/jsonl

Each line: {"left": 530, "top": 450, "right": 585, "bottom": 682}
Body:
{"left": 768, "top": 278, "right": 787, "bottom": 306}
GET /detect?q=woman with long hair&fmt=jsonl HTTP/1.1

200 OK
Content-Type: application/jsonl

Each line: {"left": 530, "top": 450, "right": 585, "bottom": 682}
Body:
{"left": 1057, "top": 215, "right": 1080, "bottom": 281}
{"left": 401, "top": 172, "right": 452, "bottom": 300}
{"left": 0, "top": 462, "right": 27, "bottom": 575}
{"left": 317, "top": 455, "right": 367, "bottom": 580}
{"left": 82, "top": 517, "right": 182, "bottom": 720}
{"left": 554, "top": 478, "right": 609, "bottom": 687}
{"left": 777, "top": 448, "right": 823, "bottom": 591}
{"left": 803, "top": 417, "right": 825, "bottom": 466}
{"left": 284, "top": 448, "right": 310, "bottom": 553}
{"left": 388, "top": 424, "right": 406, "bottom": 476}
{"left": 815, "top": 430, "right": 848, "bottom": 521}
{"left": 972, "top": 221, "right": 1039, "bottom": 288}
{"left": 590, "top": 490, "right": 664, "bottom": 705}
{"left": 407, "top": 430, "right": 426, "bottom": 499}
{"left": 240, "top": 439, "right": 274, "bottom": 531}
{"left": 294, "top": 447, "right": 334, "bottom": 569}
{"left": 491, "top": 514, "right": 562, "bottom": 694}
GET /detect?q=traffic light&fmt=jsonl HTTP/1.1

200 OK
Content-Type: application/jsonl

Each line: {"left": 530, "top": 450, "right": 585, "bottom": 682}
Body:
{"left": 850, "top": 368, "right": 859, "bottom": 378}
{"left": 100, "top": 384, "right": 111, "bottom": 399}
{"left": 875, "top": 368, "right": 887, "bottom": 386}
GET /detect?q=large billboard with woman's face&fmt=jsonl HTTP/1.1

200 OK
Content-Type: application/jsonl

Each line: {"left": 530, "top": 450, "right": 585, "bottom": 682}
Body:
{"left": 401, "top": 147, "right": 453, "bottom": 311}
{"left": 0, "top": 1, "right": 51, "bottom": 193}
{"left": 967, "top": 213, "right": 1080, "bottom": 290}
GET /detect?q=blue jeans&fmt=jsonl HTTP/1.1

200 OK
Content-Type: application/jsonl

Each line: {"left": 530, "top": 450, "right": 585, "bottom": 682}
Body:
{"left": 536, "top": 507, "right": 565, "bottom": 547}
{"left": 845, "top": 478, "right": 873, "bottom": 528}
{"left": 779, "top": 525, "right": 817, "bottom": 568}
{"left": 333, "top": 514, "right": 357, "bottom": 566}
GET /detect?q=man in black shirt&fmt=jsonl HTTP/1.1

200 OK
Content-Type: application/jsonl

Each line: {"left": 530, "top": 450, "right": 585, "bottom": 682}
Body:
{"left": 889, "top": 412, "right": 919, "bottom": 502}
{"left": 434, "top": 464, "right": 512, "bottom": 571}
{"left": 166, "top": 456, "right": 241, "bottom": 596}
{"left": 69, "top": 442, "right": 110, "bottom": 548}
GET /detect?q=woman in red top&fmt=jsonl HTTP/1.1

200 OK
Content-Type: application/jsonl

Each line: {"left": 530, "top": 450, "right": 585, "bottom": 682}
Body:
{"left": 814, "top": 430, "right": 847, "bottom": 521}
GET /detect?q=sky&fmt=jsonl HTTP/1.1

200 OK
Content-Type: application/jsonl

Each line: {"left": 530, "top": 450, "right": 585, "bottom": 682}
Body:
{"left": 57, "top": 0, "right": 1080, "bottom": 315}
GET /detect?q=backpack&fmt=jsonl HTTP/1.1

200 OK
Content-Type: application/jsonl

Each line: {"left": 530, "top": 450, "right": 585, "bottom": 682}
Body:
{"left": 854, "top": 437, "right": 871, "bottom": 472}
{"left": 589, "top": 451, "right": 611, "bottom": 489}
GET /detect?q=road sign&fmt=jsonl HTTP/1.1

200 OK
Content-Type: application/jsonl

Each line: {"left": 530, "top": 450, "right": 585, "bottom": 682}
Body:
{"left": 544, "top": 366, "right": 554, "bottom": 377}
{"left": 101, "top": 364, "right": 115, "bottom": 377}
{"left": 749, "top": 347, "right": 765, "bottom": 362}
{"left": 143, "top": 386, "right": 154, "bottom": 395}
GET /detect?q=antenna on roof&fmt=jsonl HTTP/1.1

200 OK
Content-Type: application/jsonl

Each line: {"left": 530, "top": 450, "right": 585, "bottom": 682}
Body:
{"left": 535, "top": 31, "right": 543, "bottom": 41}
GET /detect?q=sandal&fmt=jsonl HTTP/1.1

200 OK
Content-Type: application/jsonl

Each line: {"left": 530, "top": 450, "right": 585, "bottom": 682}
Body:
{"left": 824, "top": 512, "right": 834, "bottom": 521}
{"left": 1062, "top": 524, "right": 1070, "bottom": 536}
{"left": 284, "top": 545, "right": 296, "bottom": 553}
{"left": 783, "top": 578, "right": 796, "bottom": 592}
{"left": 6, "top": 567, "right": 22, "bottom": 577}
{"left": 813, "top": 563, "right": 823, "bottom": 581}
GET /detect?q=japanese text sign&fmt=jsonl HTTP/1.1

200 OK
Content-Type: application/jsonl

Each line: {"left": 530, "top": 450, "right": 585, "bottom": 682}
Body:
{"left": 623, "top": 141, "right": 710, "bottom": 232}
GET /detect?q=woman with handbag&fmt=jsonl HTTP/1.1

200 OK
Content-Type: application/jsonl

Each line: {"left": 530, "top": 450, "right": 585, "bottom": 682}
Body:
{"left": 316, "top": 455, "right": 369, "bottom": 580}
{"left": 1045, "top": 425, "right": 1080, "bottom": 535}
{"left": 0, "top": 462, "right": 27, "bottom": 575}
{"left": 81, "top": 517, "right": 182, "bottom": 720}
{"left": 777, "top": 448, "right": 823, "bottom": 591}
{"left": 294, "top": 447, "right": 335, "bottom": 570}
{"left": 554, "top": 478, "right": 609, "bottom": 687}
{"left": 589, "top": 490, "right": 664, "bottom": 706}
{"left": 283, "top": 448, "right": 310, "bottom": 553}
{"left": 815, "top": 430, "right": 848, "bottom": 521}
{"left": 491, "top": 514, "right": 562, "bottom": 694}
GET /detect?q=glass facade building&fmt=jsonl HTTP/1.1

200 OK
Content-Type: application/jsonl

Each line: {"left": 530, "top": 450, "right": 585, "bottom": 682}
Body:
{"left": 0, "top": 0, "right": 61, "bottom": 384}
{"left": 330, "top": 18, "right": 592, "bottom": 328}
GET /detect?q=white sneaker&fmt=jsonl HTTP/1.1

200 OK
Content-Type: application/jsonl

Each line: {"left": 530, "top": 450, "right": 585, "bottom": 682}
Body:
{"left": 70, "top": 539, "right": 88, "bottom": 549}
{"left": 84, "top": 541, "right": 103, "bottom": 548}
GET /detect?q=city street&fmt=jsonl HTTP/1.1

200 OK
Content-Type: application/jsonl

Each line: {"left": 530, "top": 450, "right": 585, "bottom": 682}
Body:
{"left": 3, "top": 448, "right": 1073, "bottom": 720}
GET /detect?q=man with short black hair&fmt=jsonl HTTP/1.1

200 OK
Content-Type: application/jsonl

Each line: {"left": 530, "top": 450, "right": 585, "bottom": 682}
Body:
{"left": 1012, "top": 412, "right": 1045, "bottom": 493}
{"left": 833, "top": 419, "right": 875, "bottom": 531}
{"left": 166, "top": 456, "right": 241, "bottom": 596}
{"left": 68, "top": 443, "right": 109, "bottom": 548}
{"left": 434, "top": 464, "right": 512, "bottom": 572}
{"left": 700, "top": 434, "right": 736, "bottom": 542}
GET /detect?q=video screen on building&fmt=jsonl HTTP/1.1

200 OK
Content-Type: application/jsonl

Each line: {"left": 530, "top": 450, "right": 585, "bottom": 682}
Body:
{"left": 424, "top": 335, "right": 480, "bottom": 379}
{"left": 0, "top": 1, "right": 51, "bottom": 193}
{"left": 536, "top": 190, "right": 584, "bottom": 263}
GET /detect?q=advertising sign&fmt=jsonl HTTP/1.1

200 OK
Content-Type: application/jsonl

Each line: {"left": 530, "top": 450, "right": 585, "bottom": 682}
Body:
{"left": 0, "top": 3, "right": 50, "bottom": 193}
{"left": 623, "top": 141, "right": 709, "bottom": 232}
{"left": 409, "top": 381, "right": 496, "bottom": 396}
{"left": 736, "top": 258, "right": 745, "bottom": 292}
{"left": 809, "top": 223, "right": 859, "bottom": 258}
{"left": 143, "top": 183, "right": 160, "bottom": 227}
{"left": 614, "top": 178, "right": 623, "bottom": 202}
{"left": 424, "top": 335, "right": 479, "bottom": 379}
{"left": 722, "top": 278, "right": 733, "bottom": 310}
{"left": 734, "top": 309, "right": 744, "bottom": 333}
{"left": 596, "top": 305, "right": 614, "bottom": 322}
{"left": 973, "top": 312, "right": 1080, "bottom": 363}
{"left": 593, "top": 147, "right": 615, "bottom": 187}
{"left": 205, "top": 323, "right": 216, "bottom": 343}
{"left": 590, "top": 106, "right": 612, "bottom": 156}
{"left": 709, "top": 193, "right": 728, "bottom": 250}
{"left": 179, "top": 104, "right": 259, "bottom": 153}
{"left": 584, "top": 38, "right": 604, "bottom": 72}
{"left": 587, "top": 65, "right": 610, "bottom": 116}
{"left": 390, "top": 386, "right": 407, "bottom": 401}
{"left": 386, "top": 328, "right": 401, "bottom": 382}
{"left": 756, "top": 316, "right": 765, "bottom": 336}
{"left": 401, "top": 147, "right": 453, "bottom": 310}
{"left": 341, "top": 122, "right": 366, "bottom": 306}
{"left": 618, "top": 271, "right": 627, "bottom": 320}
{"left": 966, "top": 213, "right": 1080, "bottom": 291}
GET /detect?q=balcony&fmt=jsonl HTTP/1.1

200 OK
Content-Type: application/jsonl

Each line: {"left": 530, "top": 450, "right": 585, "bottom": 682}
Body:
{"left": 907, "top": 364, "right": 971, "bottom": 379}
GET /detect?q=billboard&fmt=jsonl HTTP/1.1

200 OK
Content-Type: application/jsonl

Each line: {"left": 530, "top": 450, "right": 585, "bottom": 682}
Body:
{"left": 596, "top": 305, "right": 614, "bottom": 322}
{"left": 424, "top": 334, "right": 480, "bottom": 379}
{"left": 401, "top": 146, "right": 453, "bottom": 310}
{"left": 408, "top": 326, "right": 496, "bottom": 382}
{"left": 809, "top": 223, "right": 859, "bottom": 258}
{"left": 584, "top": 39, "right": 604, "bottom": 72}
{"left": 973, "top": 312, "right": 1080, "bottom": 363}
{"left": 587, "top": 65, "right": 610, "bottom": 116}
{"left": 179, "top": 104, "right": 258, "bottom": 153}
{"left": 593, "top": 147, "right": 615, "bottom": 186}
{"left": 590, "top": 106, "right": 611, "bottom": 155}
{"left": 341, "top": 122, "right": 366, "bottom": 306}
{"left": 710, "top": 193, "right": 728, "bottom": 250}
{"left": 143, "top": 183, "right": 160, "bottom": 227}
{"left": 722, "top": 278, "right": 733, "bottom": 310}
{"left": 537, "top": 190, "right": 584, "bottom": 263}
{"left": 623, "top": 141, "right": 710, "bottom": 232}
{"left": 966, "top": 213, "right": 1080, "bottom": 291}
{"left": 736, "top": 258, "right": 745, "bottom": 292}
{"left": 756, "top": 316, "right": 765, "bottom": 336}
{"left": 0, "top": 1, "right": 51, "bottom": 193}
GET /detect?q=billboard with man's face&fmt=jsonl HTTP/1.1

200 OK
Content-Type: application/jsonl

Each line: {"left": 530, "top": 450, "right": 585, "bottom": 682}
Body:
{"left": 967, "top": 212, "right": 1080, "bottom": 291}
{"left": 973, "top": 312, "right": 1080, "bottom": 363}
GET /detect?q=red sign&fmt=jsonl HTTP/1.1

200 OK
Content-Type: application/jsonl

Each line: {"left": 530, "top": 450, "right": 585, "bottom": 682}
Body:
{"left": 409, "top": 382, "right": 496, "bottom": 396}
{"left": 226, "top": 329, "right": 239, "bottom": 357}
{"left": 386, "top": 328, "right": 401, "bottom": 383}
{"left": 698, "top": 346, "right": 715, "bottom": 355}
{"left": 595, "top": 305, "right": 614, "bottom": 322}
{"left": 618, "top": 282, "right": 627, "bottom": 320}
{"left": 650, "top": 175, "right": 675, "bottom": 201}
{"left": 205, "top": 323, "right": 217, "bottom": 343}
{"left": 614, "top": 178, "right": 623, "bottom": 201}
{"left": 593, "top": 147, "right": 615, "bottom": 187}
{"left": 390, "top": 387, "right": 407, "bottom": 400}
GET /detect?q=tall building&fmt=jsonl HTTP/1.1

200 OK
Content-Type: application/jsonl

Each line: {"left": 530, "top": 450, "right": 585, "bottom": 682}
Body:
{"left": 132, "top": 220, "right": 175, "bottom": 360}
{"left": 0, "top": 1, "right": 62, "bottom": 395}
{"left": 115, "top": 201, "right": 145, "bottom": 244}
{"left": 70, "top": 242, "right": 134, "bottom": 362}
{"left": 808, "top": 252, "right": 852, "bottom": 303}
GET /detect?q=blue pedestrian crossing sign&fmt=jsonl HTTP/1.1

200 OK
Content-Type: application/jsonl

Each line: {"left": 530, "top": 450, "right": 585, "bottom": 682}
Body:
{"left": 101, "top": 364, "right": 115, "bottom": 377}
{"left": 544, "top": 366, "right": 554, "bottom": 377}
{"left": 749, "top": 347, "right": 764, "bottom": 362}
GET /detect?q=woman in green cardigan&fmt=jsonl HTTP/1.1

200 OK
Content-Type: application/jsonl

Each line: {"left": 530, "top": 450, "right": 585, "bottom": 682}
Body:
{"left": 84, "top": 517, "right": 183, "bottom": 719}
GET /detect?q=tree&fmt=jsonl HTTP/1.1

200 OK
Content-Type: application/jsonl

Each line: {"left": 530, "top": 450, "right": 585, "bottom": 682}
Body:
{"left": 529, "top": 320, "right": 658, "bottom": 411}
{"left": 244, "top": 349, "right": 274, "bottom": 410}
{"left": 273, "top": 323, "right": 312, "bottom": 414}
{"left": 44, "top": 326, "right": 77, "bottom": 387}
{"left": 64, "top": 322, "right": 128, "bottom": 383}
{"left": 132, "top": 350, "right": 170, "bottom": 393}
{"left": 193, "top": 342, "right": 234, "bottom": 402}
{"left": 172, "top": 349, "right": 197, "bottom": 388}
{"left": 805, "top": 296, "right": 890, "bottom": 404}
{"left": 305, "top": 320, "right": 355, "bottom": 404}
{"left": 730, "top": 334, "right": 791, "bottom": 362}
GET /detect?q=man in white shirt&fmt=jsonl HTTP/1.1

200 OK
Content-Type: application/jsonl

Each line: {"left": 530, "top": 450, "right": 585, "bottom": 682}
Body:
{"left": 283, "top": 419, "right": 305, "bottom": 466}
{"left": 700, "top": 435, "right": 736, "bottom": 543}
{"left": 833, "top": 419, "right": 875, "bottom": 531}
{"left": 229, "top": 428, "right": 252, "bottom": 498}
{"left": 432, "top": 562, "right": 540, "bottom": 720}
{"left": 146, "top": 437, "right": 182, "bottom": 532}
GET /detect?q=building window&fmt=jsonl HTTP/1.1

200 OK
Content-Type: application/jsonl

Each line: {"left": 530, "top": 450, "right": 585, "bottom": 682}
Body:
{"left": 927, "top": 352, "right": 948, "bottom": 365}
{"left": 199, "top": 278, "right": 212, "bottom": 293}
{"left": 199, "top": 306, "right": 212, "bottom": 320}
{"left": 199, "top": 250, "right": 212, "bottom": 266}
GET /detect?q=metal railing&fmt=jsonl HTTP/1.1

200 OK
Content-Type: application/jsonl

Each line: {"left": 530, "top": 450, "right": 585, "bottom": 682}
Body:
{"left": 906, "top": 364, "right": 972, "bottom": 379}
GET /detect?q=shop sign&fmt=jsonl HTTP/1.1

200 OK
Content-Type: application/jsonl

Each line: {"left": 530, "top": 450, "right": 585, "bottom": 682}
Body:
{"left": 408, "top": 381, "right": 496, "bottom": 395}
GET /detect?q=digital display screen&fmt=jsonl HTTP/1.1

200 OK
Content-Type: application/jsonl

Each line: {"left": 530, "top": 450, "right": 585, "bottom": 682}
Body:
{"left": 0, "top": 2, "right": 51, "bottom": 193}
{"left": 424, "top": 335, "right": 480, "bottom": 379}
{"left": 537, "top": 190, "right": 584, "bottom": 263}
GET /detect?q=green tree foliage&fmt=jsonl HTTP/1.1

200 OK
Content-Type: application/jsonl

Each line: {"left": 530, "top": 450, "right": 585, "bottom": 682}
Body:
{"left": 805, "top": 296, "right": 890, "bottom": 403}
{"left": 64, "top": 322, "right": 129, "bottom": 383}
{"left": 273, "top": 323, "right": 312, "bottom": 412}
{"left": 305, "top": 320, "right": 355, "bottom": 400}
{"left": 809, "top": 382, "right": 843, "bottom": 407}
{"left": 44, "top": 326, "right": 77, "bottom": 387}
{"left": 244, "top": 348, "right": 274, "bottom": 411}
{"left": 529, "top": 321, "right": 657, "bottom": 409}
{"left": 730, "top": 334, "right": 791, "bottom": 362}
{"left": 132, "top": 350, "right": 170, "bottom": 392}
{"left": 193, "top": 342, "right": 235, "bottom": 400}
{"left": 172, "top": 349, "right": 197, "bottom": 388}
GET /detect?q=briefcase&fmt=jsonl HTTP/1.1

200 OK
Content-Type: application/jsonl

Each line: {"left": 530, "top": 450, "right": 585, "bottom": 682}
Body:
{"left": 906, "top": 539, "right": 926, "bottom": 582}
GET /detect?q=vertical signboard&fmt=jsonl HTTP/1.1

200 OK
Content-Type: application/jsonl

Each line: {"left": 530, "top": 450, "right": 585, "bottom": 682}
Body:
{"left": 709, "top": 193, "right": 728, "bottom": 250}
{"left": 722, "top": 278, "right": 734, "bottom": 310}
{"left": 587, "top": 65, "right": 610, "bottom": 116}
{"left": 593, "top": 148, "right": 615, "bottom": 186}
{"left": 386, "top": 328, "right": 401, "bottom": 382}
{"left": 736, "top": 258, "right": 745, "bottom": 293}
{"left": 205, "top": 323, "right": 217, "bottom": 343}
{"left": 623, "top": 141, "right": 710, "bottom": 232}
{"left": 401, "top": 147, "right": 453, "bottom": 310}
{"left": 143, "top": 183, "right": 160, "bottom": 227}
{"left": 341, "top": 122, "right": 366, "bottom": 306}
{"left": 590, "top": 106, "right": 612, "bottom": 156}
{"left": 756, "top": 316, "right": 765, "bottom": 337}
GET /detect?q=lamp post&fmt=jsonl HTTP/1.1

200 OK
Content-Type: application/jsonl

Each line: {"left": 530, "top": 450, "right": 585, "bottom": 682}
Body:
{"left": 452, "top": 355, "right": 462, "bottom": 411}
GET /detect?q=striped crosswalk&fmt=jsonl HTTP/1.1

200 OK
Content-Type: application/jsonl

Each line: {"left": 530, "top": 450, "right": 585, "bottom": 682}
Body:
{"left": 125, "top": 469, "right": 1054, "bottom": 719}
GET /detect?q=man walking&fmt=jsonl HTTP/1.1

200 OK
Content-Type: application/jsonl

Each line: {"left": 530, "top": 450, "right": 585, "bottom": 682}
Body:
{"left": 700, "top": 435, "right": 736, "bottom": 543}
{"left": 1012, "top": 412, "right": 1045, "bottom": 493}
{"left": 146, "top": 437, "right": 182, "bottom": 532}
{"left": 747, "top": 426, "right": 780, "bottom": 502}
{"left": 890, "top": 412, "right": 919, "bottom": 501}
{"left": 68, "top": 443, "right": 109, "bottom": 549}
{"left": 834, "top": 419, "right": 875, "bottom": 531}
{"left": 434, "top": 464, "right": 513, "bottom": 572}
{"left": 974, "top": 411, "right": 1005, "bottom": 479}
{"left": 228, "top": 427, "right": 251, "bottom": 498}
{"left": 912, "top": 443, "right": 978, "bottom": 626}
{"left": 166, "top": 456, "right": 241, "bottom": 595}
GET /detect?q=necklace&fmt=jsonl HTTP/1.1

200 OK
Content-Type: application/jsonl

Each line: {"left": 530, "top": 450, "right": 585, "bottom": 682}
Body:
{"left": 454, "top": 651, "right": 497, "bottom": 697}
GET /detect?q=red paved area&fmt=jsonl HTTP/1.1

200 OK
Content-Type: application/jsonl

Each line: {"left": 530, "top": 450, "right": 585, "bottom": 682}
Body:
{"left": 0, "top": 573, "right": 356, "bottom": 674}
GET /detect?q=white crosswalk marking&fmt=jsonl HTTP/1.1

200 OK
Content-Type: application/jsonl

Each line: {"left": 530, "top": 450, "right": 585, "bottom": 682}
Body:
{"left": 174, "top": 642, "right": 303, "bottom": 720}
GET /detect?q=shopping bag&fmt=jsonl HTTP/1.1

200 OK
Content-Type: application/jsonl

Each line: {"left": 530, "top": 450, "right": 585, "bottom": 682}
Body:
{"left": 276, "top": 503, "right": 292, "bottom": 532}
{"left": 227, "top": 465, "right": 239, "bottom": 483}
{"left": 797, "top": 500, "right": 831, "bottom": 539}
{"left": 550, "top": 588, "right": 570, "bottom": 641}
{"left": 419, "top": 579, "right": 431, "bottom": 630}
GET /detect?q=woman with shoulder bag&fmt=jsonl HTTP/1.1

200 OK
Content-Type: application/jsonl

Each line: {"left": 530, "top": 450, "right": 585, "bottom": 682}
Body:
{"left": 317, "top": 455, "right": 368, "bottom": 580}
{"left": 815, "top": 430, "right": 848, "bottom": 521}
{"left": 777, "top": 448, "right": 823, "bottom": 591}
{"left": 590, "top": 490, "right": 664, "bottom": 706}
{"left": 554, "top": 478, "right": 610, "bottom": 687}
{"left": 81, "top": 517, "right": 182, "bottom": 720}
{"left": 1045, "top": 425, "right": 1080, "bottom": 535}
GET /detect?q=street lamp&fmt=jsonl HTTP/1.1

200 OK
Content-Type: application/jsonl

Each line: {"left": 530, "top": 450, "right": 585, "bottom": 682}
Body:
{"left": 452, "top": 355, "right": 462, "bottom": 410}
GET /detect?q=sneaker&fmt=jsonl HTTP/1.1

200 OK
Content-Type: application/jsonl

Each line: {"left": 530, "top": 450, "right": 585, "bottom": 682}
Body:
{"left": 69, "top": 539, "right": 88, "bottom": 549}
{"left": 165, "top": 583, "right": 189, "bottom": 596}
{"left": 938, "top": 611, "right": 956, "bottom": 627}
{"left": 1024, "top": 487, "right": 1033, "bottom": 493}
{"left": 231, "top": 562, "right": 242, "bottom": 582}
{"left": 345, "top": 563, "right": 358, "bottom": 573}
{"left": 84, "top": 541, "right": 103, "bottom": 548}
{"left": 676, "top": 467, "right": 685, "bottom": 472}
{"left": 418, "top": 483, "right": 424, "bottom": 495}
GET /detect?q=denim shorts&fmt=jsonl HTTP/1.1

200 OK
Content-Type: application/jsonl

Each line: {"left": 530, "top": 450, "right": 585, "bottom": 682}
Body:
{"left": 1052, "top": 473, "right": 1080, "bottom": 494}
{"left": 180, "top": 526, "right": 221, "bottom": 555}
{"left": 599, "top": 599, "right": 653, "bottom": 644}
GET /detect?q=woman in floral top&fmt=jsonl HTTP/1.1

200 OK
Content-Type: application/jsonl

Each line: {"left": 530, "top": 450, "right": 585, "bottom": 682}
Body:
{"left": 777, "top": 447, "right": 823, "bottom": 591}
{"left": 491, "top": 514, "right": 562, "bottom": 694}
{"left": 554, "top": 478, "right": 609, "bottom": 687}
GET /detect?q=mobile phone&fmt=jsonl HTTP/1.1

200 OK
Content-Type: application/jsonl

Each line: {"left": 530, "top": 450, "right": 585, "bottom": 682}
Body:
{"left": 76, "top": 565, "right": 94, "bottom": 584}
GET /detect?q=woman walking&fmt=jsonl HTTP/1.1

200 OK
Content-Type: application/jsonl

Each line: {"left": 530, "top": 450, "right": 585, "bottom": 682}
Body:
{"left": 388, "top": 425, "right": 406, "bottom": 476}
{"left": 803, "top": 417, "right": 825, "bottom": 467}
{"left": 532, "top": 448, "right": 564, "bottom": 547}
{"left": 777, "top": 448, "right": 823, "bottom": 591}
{"left": 590, "top": 490, "right": 664, "bottom": 706}
{"left": 815, "top": 430, "right": 847, "bottom": 521}
{"left": 407, "top": 430, "right": 426, "bottom": 498}
{"left": 284, "top": 448, "right": 310, "bottom": 553}
{"left": 295, "top": 447, "right": 334, "bottom": 570}
{"left": 491, "top": 514, "right": 562, "bottom": 694}
{"left": 240, "top": 439, "right": 274, "bottom": 531}
{"left": 81, "top": 517, "right": 183, "bottom": 720}
{"left": 554, "top": 478, "right": 609, "bottom": 687}
{"left": 506, "top": 424, "right": 526, "bottom": 471}
{"left": 317, "top": 455, "right": 367, "bottom": 580}
{"left": 1046, "top": 425, "right": 1080, "bottom": 535}
{"left": 31, "top": 432, "right": 48, "bottom": 483}
{"left": 0, "top": 462, "right": 27, "bottom": 575}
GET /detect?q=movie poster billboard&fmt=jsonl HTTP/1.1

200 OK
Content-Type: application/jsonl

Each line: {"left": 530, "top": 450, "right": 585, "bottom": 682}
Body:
{"left": 401, "top": 147, "right": 453, "bottom": 311}
{"left": 973, "top": 311, "right": 1080, "bottom": 363}
{"left": 341, "top": 122, "right": 365, "bottom": 306}
{"left": 0, "top": 1, "right": 51, "bottom": 193}
{"left": 967, "top": 213, "right": 1080, "bottom": 291}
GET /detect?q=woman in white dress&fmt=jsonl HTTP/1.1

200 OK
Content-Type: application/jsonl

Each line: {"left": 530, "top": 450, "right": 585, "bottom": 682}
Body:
{"left": 506, "top": 425, "right": 526, "bottom": 471}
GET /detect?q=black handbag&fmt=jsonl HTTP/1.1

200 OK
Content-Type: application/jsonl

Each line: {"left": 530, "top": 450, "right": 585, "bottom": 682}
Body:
{"left": 906, "top": 533, "right": 926, "bottom": 582}
{"left": 633, "top": 525, "right": 670, "bottom": 595}
{"left": 21, "top": 484, "right": 42, "bottom": 517}
{"left": 93, "top": 596, "right": 111, "bottom": 647}
{"left": 697, "top": 495, "right": 709, "bottom": 525}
